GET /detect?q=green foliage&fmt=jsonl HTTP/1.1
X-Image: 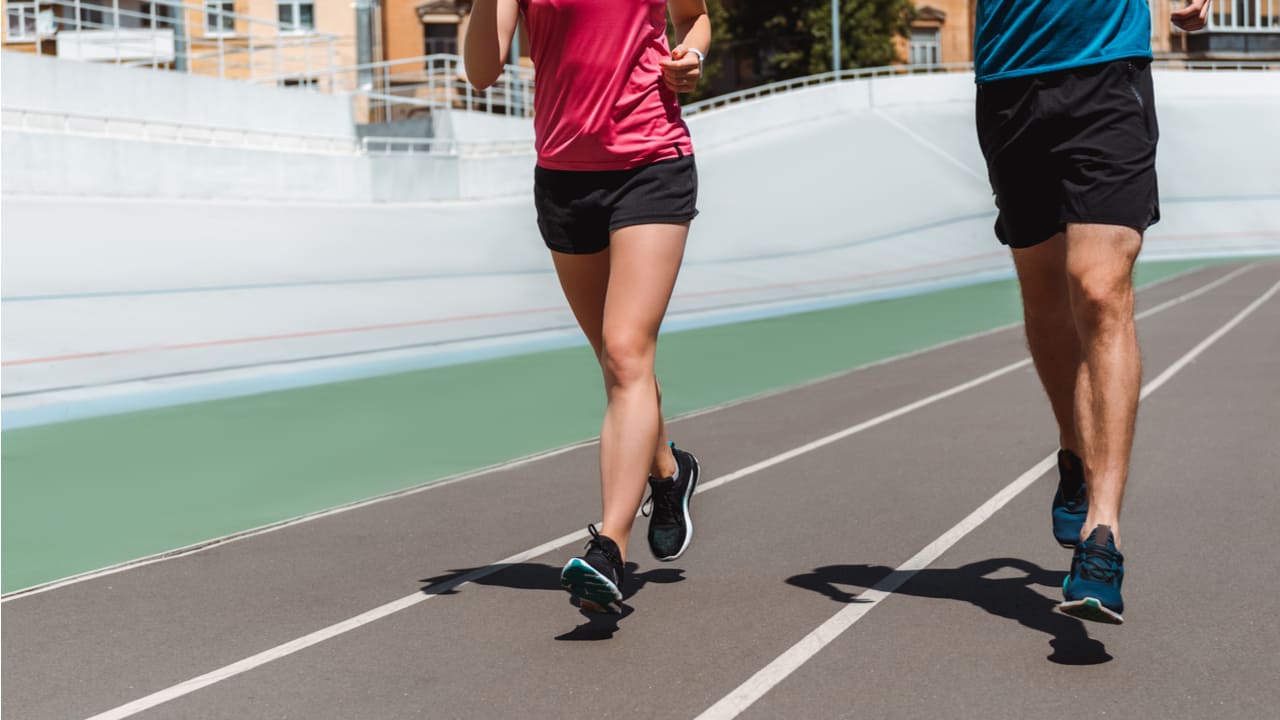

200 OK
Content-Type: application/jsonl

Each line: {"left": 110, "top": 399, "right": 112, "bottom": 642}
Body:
{"left": 698, "top": 0, "right": 916, "bottom": 93}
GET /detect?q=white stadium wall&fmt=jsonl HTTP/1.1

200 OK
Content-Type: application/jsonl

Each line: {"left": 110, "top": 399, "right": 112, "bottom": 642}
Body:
{"left": 2, "top": 53, "right": 1278, "bottom": 425}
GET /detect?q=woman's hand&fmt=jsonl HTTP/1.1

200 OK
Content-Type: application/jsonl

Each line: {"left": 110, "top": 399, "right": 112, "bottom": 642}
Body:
{"left": 665, "top": 0, "right": 710, "bottom": 94}
{"left": 661, "top": 46, "right": 703, "bottom": 94}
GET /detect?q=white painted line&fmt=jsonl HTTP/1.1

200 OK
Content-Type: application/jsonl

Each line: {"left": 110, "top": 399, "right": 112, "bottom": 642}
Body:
{"left": 872, "top": 109, "right": 988, "bottom": 182}
{"left": 76, "top": 264, "right": 1258, "bottom": 720}
{"left": 1133, "top": 262, "right": 1254, "bottom": 321}
{"left": 80, "top": 363, "right": 1030, "bottom": 720}
{"left": 1139, "top": 279, "right": 1279, "bottom": 399}
{"left": 696, "top": 359, "right": 1030, "bottom": 494}
{"left": 1, "top": 438, "right": 596, "bottom": 603}
{"left": 697, "top": 453, "right": 1059, "bottom": 720}
{"left": 5, "top": 259, "right": 1230, "bottom": 603}
{"left": 694, "top": 277, "right": 1280, "bottom": 720}
{"left": 82, "top": 527, "right": 593, "bottom": 720}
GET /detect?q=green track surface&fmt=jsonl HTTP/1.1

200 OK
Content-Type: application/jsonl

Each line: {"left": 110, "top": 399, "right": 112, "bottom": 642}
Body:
{"left": 0, "top": 260, "right": 1215, "bottom": 592}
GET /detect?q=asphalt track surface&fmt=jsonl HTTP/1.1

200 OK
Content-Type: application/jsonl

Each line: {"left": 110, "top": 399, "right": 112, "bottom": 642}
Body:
{"left": 4, "top": 260, "right": 1278, "bottom": 720}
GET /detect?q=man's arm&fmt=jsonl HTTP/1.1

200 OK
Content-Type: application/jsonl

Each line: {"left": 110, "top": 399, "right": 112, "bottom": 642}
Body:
{"left": 1171, "top": 0, "right": 1212, "bottom": 32}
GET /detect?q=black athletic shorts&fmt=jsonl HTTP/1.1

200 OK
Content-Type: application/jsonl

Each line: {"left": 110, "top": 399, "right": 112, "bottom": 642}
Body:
{"left": 533, "top": 154, "right": 699, "bottom": 255}
{"left": 976, "top": 58, "right": 1160, "bottom": 249}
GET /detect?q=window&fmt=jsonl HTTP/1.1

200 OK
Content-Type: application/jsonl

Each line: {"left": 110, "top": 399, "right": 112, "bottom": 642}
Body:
{"left": 137, "top": 3, "right": 175, "bottom": 30}
{"left": 6, "top": 2, "right": 37, "bottom": 40}
{"left": 277, "top": 1, "right": 315, "bottom": 33}
{"left": 77, "top": 4, "right": 105, "bottom": 28}
{"left": 205, "top": 0, "right": 235, "bottom": 35}
{"left": 909, "top": 28, "right": 941, "bottom": 66}
{"left": 423, "top": 22, "right": 458, "bottom": 55}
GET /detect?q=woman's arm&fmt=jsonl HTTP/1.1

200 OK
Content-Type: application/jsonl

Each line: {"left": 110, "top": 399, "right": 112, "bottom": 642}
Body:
{"left": 465, "top": 0, "right": 521, "bottom": 90}
{"left": 662, "top": 0, "right": 711, "bottom": 94}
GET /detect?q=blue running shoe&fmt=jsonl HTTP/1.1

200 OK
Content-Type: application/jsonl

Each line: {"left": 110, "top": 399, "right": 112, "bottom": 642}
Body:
{"left": 560, "top": 525, "right": 625, "bottom": 614}
{"left": 1052, "top": 449, "right": 1088, "bottom": 548}
{"left": 1059, "top": 525, "right": 1125, "bottom": 625}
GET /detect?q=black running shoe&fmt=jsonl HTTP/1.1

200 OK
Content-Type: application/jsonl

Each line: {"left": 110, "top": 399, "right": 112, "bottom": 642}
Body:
{"left": 1052, "top": 449, "right": 1088, "bottom": 548}
{"left": 560, "top": 525, "right": 625, "bottom": 614}
{"left": 642, "top": 443, "right": 700, "bottom": 562}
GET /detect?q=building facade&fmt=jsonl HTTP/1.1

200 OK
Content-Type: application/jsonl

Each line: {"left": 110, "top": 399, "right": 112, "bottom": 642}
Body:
{"left": 2, "top": 0, "right": 359, "bottom": 84}
{"left": 4, "top": 1, "right": 1275, "bottom": 94}
{"left": 903, "top": 0, "right": 973, "bottom": 67}
{"left": 903, "top": 1, "right": 1280, "bottom": 68}
{"left": 378, "top": 0, "right": 528, "bottom": 66}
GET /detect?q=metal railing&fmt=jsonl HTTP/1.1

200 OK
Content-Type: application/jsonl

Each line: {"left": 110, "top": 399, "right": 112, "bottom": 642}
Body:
{"left": 1208, "top": 0, "right": 1280, "bottom": 32}
{"left": 4, "top": 61, "right": 1276, "bottom": 157}
{"left": 683, "top": 59, "right": 1279, "bottom": 117}
{"left": 263, "top": 54, "right": 536, "bottom": 124}
{"left": 19, "top": 0, "right": 344, "bottom": 86}
{"left": 360, "top": 136, "right": 533, "bottom": 156}
{"left": 1, "top": 105, "right": 359, "bottom": 154}
{"left": 682, "top": 61, "right": 973, "bottom": 117}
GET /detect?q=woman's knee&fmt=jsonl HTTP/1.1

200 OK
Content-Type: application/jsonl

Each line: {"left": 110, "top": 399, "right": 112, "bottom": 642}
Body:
{"left": 601, "top": 329, "right": 655, "bottom": 390}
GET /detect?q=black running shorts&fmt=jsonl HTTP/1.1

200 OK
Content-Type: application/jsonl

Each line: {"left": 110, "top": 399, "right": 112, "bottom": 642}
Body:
{"left": 533, "top": 155, "right": 699, "bottom": 255}
{"left": 976, "top": 58, "right": 1160, "bottom": 249}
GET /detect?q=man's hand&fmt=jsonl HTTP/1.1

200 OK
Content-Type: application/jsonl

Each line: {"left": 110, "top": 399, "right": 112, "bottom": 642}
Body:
{"left": 660, "top": 46, "right": 702, "bottom": 94}
{"left": 1172, "top": 0, "right": 1212, "bottom": 32}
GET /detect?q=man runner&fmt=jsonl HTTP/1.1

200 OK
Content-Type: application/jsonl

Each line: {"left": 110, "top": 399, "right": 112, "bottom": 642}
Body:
{"left": 973, "top": 0, "right": 1212, "bottom": 624}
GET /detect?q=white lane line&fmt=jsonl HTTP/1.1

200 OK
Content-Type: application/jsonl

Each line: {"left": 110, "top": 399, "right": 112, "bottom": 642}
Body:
{"left": 78, "top": 264, "right": 1259, "bottom": 720}
{"left": 872, "top": 109, "right": 988, "bottom": 182}
{"left": 1138, "top": 279, "right": 1279, "bottom": 399}
{"left": 1133, "top": 262, "right": 1254, "bottom": 321}
{"left": 82, "top": 528, "right": 592, "bottom": 720}
{"left": 694, "top": 277, "right": 1280, "bottom": 720}
{"left": 4, "top": 261, "right": 1233, "bottom": 603}
{"left": 81, "top": 363, "right": 1032, "bottom": 720}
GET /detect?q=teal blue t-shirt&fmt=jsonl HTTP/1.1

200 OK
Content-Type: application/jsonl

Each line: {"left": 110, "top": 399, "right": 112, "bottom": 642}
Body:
{"left": 975, "top": 0, "right": 1153, "bottom": 83}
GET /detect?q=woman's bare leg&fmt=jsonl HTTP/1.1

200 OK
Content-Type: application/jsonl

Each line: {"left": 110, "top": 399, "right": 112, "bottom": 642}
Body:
{"left": 551, "top": 224, "right": 686, "bottom": 559}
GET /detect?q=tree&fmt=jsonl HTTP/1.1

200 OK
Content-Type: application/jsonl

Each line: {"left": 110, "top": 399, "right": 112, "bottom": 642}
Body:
{"left": 707, "top": 0, "right": 916, "bottom": 91}
{"left": 807, "top": 0, "right": 917, "bottom": 74}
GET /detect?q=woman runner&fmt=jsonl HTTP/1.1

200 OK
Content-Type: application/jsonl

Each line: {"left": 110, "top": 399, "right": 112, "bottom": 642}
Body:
{"left": 465, "top": 0, "right": 712, "bottom": 613}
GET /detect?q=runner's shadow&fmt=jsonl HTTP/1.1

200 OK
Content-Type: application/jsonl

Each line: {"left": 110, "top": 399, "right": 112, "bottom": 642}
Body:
{"left": 557, "top": 562, "right": 686, "bottom": 642}
{"left": 786, "top": 558, "right": 1111, "bottom": 665}
{"left": 418, "top": 562, "right": 685, "bottom": 642}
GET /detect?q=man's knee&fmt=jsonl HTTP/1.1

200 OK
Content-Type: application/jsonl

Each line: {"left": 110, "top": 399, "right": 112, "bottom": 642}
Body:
{"left": 1068, "top": 264, "right": 1135, "bottom": 332}
{"left": 1064, "top": 224, "right": 1140, "bottom": 331}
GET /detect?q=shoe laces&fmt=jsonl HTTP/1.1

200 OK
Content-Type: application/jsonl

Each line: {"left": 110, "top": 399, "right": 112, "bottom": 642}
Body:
{"left": 640, "top": 479, "right": 680, "bottom": 525}
{"left": 585, "top": 524, "right": 623, "bottom": 571}
{"left": 1075, "top": 543, "right": 1121, "bottom": 584}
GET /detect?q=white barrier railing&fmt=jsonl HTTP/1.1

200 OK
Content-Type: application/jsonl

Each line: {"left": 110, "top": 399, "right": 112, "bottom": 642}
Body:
{"left": 360, "top": 136, "right": 532, "bottom": 156}
{"left": 682, "top": 61, "right": 973, "bottom": 117}
{"left": 683, "top": 59, "right": 1279, "bottom": 117}
{"left": 1, "top": 106, "right": 359, "bottom": 154}
{"left": 1208, "top": 0, "right": 1280, "bottom": 32}
{"left": 272, "top": 54, "right": 536, "bottom": 124}
{"left": 4, "top": 62, "right": 1276, "bottom": 157}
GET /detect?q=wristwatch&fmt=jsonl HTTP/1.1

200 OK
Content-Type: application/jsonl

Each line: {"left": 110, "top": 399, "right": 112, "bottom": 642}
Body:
{"left": 688, "top": 47, "right": 705, "bottom": 71}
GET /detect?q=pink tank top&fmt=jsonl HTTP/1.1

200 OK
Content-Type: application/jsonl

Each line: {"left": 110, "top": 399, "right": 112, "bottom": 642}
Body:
{"left": 517, "top": 0, "right": 694, "bottom": 171}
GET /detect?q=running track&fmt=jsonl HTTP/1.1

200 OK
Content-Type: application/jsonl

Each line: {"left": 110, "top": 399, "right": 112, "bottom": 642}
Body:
{"left": 3, "top": 260, "right": 1278, "bottom": 719}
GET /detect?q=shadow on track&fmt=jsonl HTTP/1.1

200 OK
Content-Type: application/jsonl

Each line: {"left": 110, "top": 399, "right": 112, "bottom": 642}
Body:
{"left": 419, "top": 562, "right": 686, "bottom": 642}
{"left": 786, "top": 558, "right": 1111, "bottom": 665}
